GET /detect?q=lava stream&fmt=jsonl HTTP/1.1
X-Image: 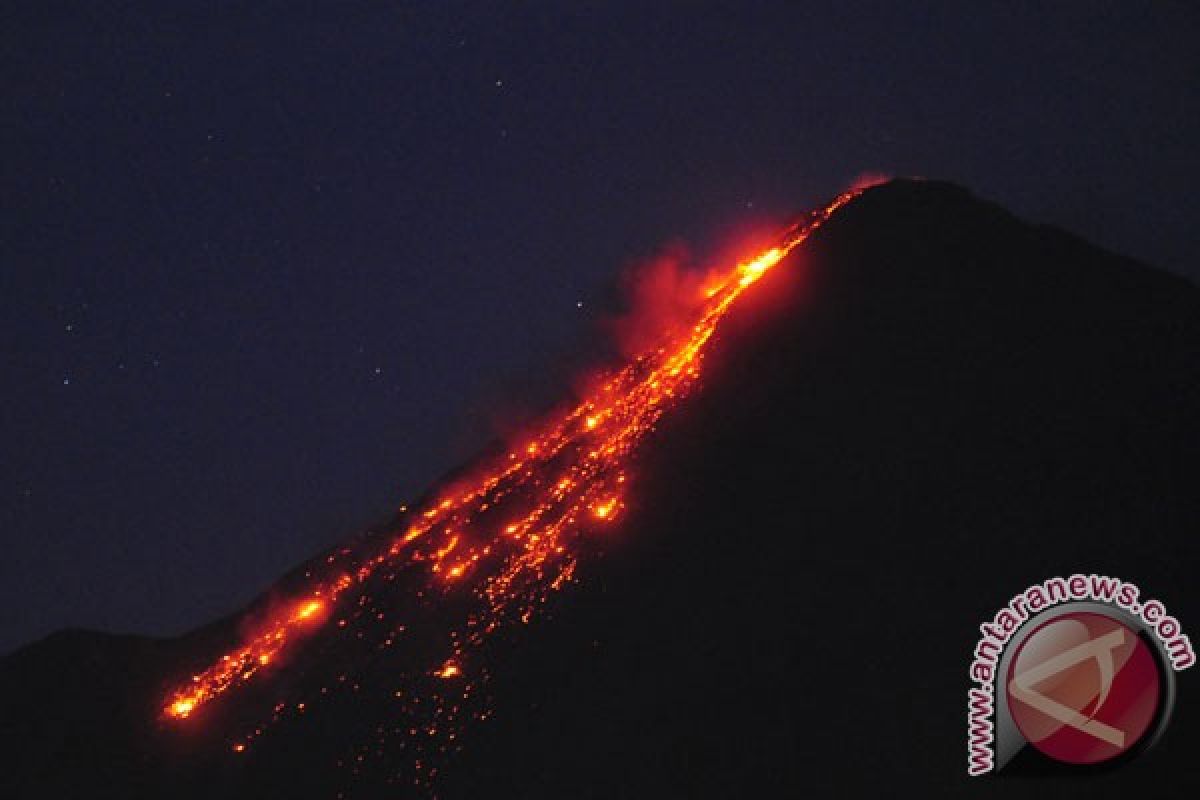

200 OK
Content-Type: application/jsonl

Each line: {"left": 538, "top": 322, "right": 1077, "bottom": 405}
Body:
{"left": 162, "top": 190, "right": 860, "bottom": 728}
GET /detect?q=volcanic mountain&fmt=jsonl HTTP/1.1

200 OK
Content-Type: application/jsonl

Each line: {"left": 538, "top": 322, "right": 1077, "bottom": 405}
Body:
{"left": 2, "top": 180, "right": 1197, "bottom": 798}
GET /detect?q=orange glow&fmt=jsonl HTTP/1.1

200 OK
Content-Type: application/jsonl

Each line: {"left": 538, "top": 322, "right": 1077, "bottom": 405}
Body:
{"left": 592, "top": 498, "right": 618, "bottom": 520}
{"left": 160, "top": 190, "right": 861, "bottom": 727}
{"left": 169, "top": 698, "right": 197, "bottom": 718}
{"left": 295, "top": 600, "right": 322, "bottom": 621}
{"left": 737, "top": 247, "right": 784, "bottom": 286}
{"left": 432, "top": 535, "right": 459, "bottom": 562}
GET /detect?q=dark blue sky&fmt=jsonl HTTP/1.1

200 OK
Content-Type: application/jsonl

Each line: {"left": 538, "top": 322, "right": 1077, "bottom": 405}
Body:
{"left": 2, "top": 2, "right": 1197, "bottom": 653}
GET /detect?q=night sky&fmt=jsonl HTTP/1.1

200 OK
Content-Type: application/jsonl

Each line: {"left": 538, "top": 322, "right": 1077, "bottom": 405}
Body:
{"left": 3, "top": 3, "right": 1197, "bottom": 655}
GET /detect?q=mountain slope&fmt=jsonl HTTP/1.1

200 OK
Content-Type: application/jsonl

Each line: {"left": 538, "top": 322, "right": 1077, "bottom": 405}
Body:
{"left": 3, "top": 180, "right": 1196, "bottom": 798}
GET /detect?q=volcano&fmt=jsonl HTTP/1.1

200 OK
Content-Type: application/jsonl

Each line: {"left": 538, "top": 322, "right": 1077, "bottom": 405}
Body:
{"left": 3, "top": 180, "right": 1197, "bottom": 798}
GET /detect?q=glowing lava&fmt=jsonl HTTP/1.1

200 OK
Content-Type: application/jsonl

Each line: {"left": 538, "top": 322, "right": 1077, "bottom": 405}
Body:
{"left": 161, "top": 190, "right": 862, "bottom": 769}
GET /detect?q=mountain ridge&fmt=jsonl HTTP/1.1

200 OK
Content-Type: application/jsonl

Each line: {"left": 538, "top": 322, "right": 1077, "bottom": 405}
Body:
{"left": 4, "top": 179, "right": 1196, "bottom": 798}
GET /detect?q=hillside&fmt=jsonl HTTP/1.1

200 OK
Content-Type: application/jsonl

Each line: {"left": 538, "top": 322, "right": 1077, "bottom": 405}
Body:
{"left": 3, "top": 180, "right": 1197, "bottom": 798}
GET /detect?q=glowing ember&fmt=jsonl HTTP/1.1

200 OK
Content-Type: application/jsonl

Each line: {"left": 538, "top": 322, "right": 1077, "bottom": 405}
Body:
{"left": 160, "top": 190, "right": 861, "bottom": 780}
{"left": 591, "top": 498, "right": 618, "bottom": 519}
{"left": 169, "top": 698, "right": 196, "bottom": 718}
{"left": 294, "top": 600, "right": 322, "bottom": 621}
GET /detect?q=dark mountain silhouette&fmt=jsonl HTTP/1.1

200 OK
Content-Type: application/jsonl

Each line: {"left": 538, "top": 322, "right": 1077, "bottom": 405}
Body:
{"left": 3, "top": 180, "right": 1197, "bottom": 798}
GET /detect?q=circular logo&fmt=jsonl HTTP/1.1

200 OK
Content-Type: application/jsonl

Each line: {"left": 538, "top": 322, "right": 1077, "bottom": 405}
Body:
{"left": 1006, "top": 611, "right": 1162, "bottom": 765}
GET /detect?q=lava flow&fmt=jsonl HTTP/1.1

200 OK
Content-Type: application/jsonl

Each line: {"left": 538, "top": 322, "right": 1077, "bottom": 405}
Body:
{"left": 162, "top": 189, "right": 861, "bottom": 775}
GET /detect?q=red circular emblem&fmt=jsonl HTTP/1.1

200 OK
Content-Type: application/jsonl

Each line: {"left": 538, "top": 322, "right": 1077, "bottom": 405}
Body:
{"left": 1006, "top": 611, "right": 1161, "bottom": 765}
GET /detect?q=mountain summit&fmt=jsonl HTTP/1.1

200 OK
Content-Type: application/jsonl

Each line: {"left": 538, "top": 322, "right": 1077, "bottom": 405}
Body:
{"left": 3, "top": 180, "right": 1197, "bottom": 798}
